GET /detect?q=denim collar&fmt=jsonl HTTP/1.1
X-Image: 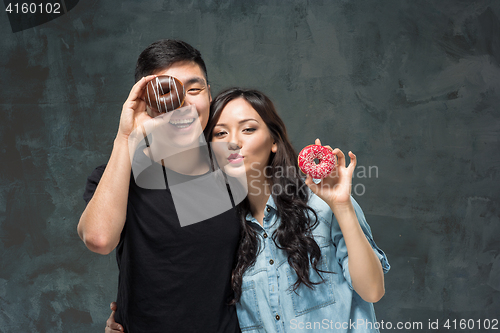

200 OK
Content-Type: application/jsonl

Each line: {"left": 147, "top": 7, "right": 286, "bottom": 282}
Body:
{"left": 245, "top": 195, "right": 277, "bottom": 223}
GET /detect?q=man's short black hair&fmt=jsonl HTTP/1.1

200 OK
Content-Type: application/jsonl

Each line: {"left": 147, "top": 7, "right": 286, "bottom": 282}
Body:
{"left": 135, "top": 39, "right": 208, "bottom": 83}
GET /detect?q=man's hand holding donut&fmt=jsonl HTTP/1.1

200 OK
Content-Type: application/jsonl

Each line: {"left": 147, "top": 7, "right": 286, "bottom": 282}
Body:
{"left": 78, "top": 75, "right": 158, "bottom": 255}
{"left": 116, "top": 75, "right": 157, "bottom": 142}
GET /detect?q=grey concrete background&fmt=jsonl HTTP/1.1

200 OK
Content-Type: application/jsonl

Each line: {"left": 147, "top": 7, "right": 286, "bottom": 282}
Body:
{"left": 0, "top": 0, "right": 499, "bottom": 332}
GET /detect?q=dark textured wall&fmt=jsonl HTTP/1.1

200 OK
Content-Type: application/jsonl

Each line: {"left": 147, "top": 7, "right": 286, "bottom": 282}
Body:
{"left": 1, "top": 1, "right": 499, "bottom": 332}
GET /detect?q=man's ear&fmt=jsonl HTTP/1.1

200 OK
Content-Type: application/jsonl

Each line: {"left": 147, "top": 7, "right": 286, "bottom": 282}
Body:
{"left": 208, "top": 84, "right": 212, "bottom": 103}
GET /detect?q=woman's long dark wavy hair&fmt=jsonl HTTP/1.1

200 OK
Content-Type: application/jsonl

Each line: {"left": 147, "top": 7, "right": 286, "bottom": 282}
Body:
{"left": 205, "top": 88, "right": 325, "bottom": 304}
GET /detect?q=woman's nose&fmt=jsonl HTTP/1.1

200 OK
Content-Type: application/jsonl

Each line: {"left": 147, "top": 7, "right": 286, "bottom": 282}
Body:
{"left": 226, "top": 131, "right": 242, "bottom": 150}
{"left": 227, "top": 141, "right": 240, "bottom": 150}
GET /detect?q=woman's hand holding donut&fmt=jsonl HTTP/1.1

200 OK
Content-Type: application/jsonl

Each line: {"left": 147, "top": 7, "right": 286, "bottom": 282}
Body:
{"left": 306, "top": 140, "right": 385, "bottom": 303}
{"left": 304, "top": 138, "right": 357, "bottom": 209}
{"left": 116, "top": 75, "right": 157, "bottom": 141}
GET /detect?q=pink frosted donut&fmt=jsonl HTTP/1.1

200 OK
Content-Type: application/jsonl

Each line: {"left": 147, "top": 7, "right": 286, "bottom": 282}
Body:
{"left": 298, "top": 145, "right": 336, "bottom": 179}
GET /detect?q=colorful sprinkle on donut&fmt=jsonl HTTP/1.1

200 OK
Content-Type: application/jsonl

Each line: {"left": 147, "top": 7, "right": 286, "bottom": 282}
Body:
{"left": 298, "top": 144, "right": 336, "bottom": 179}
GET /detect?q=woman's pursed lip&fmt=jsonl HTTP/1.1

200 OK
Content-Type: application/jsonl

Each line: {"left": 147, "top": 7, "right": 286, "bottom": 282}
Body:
{"left": 227, "top": 154, "right": 244, "bottom": 163}
{"left": 228, "top": 153, "right": 242, "bottom": 159}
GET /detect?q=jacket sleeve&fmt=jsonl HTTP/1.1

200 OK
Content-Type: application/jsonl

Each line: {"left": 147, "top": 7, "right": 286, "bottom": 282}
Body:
{"left": 331, "top": 196, "right": 390, "bottom": 290}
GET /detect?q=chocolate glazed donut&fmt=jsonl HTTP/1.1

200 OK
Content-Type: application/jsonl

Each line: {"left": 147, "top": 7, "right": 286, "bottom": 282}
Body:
{"left": 145, "top": 75, "right": 186, "bottom": 113}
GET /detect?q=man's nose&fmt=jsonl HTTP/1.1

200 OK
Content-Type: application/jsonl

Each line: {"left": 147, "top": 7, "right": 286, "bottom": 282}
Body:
{"left": 183, "top": 93, "right": 194, "bottom": 106}
{"left": 171, "top": 98, "right": 196, "bottom": 117}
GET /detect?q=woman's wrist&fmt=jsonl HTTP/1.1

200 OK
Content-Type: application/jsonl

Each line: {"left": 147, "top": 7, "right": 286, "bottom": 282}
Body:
{"left": 328, "top": 195, "right": 353, "bottom": 210}
{"left": 329, "top": 200, "right": 356, "bottom": 221}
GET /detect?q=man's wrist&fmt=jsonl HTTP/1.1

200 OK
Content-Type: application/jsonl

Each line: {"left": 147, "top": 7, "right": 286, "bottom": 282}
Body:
{"left": 114, "top": 134, "right": 129, "bottom": 147}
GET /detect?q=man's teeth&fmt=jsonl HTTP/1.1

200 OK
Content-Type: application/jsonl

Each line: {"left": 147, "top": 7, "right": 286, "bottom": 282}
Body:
{"left": 170, "top": 118, "right": 195, "bottom": 128}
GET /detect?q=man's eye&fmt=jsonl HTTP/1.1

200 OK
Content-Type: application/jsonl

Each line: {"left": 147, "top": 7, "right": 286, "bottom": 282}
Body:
{"left": 188, "top": 88, "right": 202, "bottom": 93}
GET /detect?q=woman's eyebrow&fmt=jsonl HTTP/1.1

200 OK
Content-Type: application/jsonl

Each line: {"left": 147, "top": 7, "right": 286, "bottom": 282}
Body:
{"left": 215, "top": 118, "right": 259, "bottom": 127}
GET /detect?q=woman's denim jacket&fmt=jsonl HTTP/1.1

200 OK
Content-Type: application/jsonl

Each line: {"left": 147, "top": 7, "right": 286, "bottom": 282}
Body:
{"left": 236, "top": 193, "right": 390, "bottom": 333}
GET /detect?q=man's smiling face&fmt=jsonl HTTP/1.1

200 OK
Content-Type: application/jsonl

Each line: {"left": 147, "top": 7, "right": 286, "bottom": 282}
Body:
{"left": 147, "top": 61, "right": 212, "bottom": 131}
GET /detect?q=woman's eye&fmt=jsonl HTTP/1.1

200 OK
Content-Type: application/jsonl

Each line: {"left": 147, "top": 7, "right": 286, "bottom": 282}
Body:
{"left": 213, "top": 131, "right": 226, "bottom": 137}
{"left": 243, "top": 128, "right": 256, "bottom": 133}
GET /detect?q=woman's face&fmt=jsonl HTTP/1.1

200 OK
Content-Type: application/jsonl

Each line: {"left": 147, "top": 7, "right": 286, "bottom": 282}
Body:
{"left": 211, "top": 98, "right": 277, "bottom": 180}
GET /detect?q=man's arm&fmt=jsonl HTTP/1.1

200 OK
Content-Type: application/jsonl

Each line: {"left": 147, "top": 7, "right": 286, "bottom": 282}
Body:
{"left": 77, "top": 137, "right": 132, "bottom": 254}
{"left": 77, "top": 75, "right": 156, "bottom": 254}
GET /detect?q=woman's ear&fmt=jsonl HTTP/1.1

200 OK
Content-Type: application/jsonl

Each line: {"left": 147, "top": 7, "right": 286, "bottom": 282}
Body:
{"left": 271, "top": 142, "right": 277, "bottom": 153}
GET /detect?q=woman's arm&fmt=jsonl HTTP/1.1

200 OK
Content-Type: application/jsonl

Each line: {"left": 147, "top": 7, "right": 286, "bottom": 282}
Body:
{"left": 77, "top": 75, "right": 156, "bottom": 254}
{"left": 328, "top": 200, "right": 385, "bottom": 303}
{"left": 305, "top": 139, "right": 385, "bottom": 303}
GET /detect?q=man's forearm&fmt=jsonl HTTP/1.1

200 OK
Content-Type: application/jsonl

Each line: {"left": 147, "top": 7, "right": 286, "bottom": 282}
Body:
{"left": 78, "top": 136, "right": 132, "bottom": 254}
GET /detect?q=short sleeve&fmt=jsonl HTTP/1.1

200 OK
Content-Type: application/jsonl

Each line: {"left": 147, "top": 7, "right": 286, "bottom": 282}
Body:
{"left": 83, "top": 164, "right": 106, "bottom": 205}
{"left": 331, "top": 196, "right": 390, "bottom": 290}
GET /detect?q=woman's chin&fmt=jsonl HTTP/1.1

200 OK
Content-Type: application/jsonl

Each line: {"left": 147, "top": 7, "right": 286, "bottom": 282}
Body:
{"left": 223, "top": 164, "right": 246, "bottom": 179}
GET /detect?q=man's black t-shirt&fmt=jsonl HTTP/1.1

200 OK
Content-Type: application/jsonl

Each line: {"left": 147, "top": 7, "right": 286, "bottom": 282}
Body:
{"left": 84, "top": 164, "right": 241, "bottom": 333}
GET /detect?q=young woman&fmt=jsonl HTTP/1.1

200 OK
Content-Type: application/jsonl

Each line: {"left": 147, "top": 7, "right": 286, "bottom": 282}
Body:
{"left": 107, "top": 88, "right": 390, "bottom": 333}
{"left": 207, "top": 88, "right": 389, "bottom": 332}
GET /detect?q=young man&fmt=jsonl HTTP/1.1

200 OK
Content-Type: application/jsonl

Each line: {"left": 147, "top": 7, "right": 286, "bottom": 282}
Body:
{"left": 78, "top": 40, "right": 241, "bottom": 333}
